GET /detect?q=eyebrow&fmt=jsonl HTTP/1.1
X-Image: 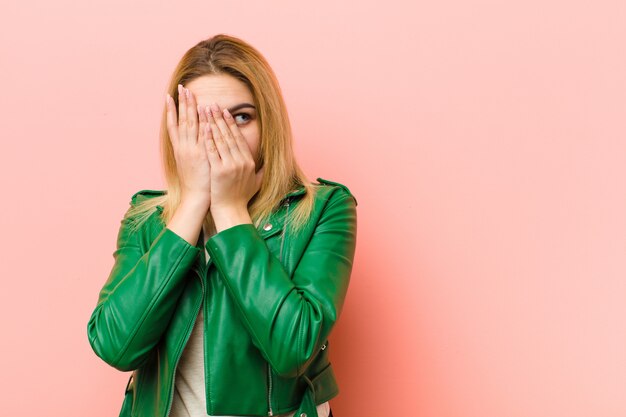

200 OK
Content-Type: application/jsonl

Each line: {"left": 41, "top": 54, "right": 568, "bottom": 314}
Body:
{"left": 228, "top": 103, "right": 256, "bottom": 113}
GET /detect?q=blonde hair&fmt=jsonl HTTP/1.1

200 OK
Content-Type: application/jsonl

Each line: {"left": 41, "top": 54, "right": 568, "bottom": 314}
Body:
{"left": 125, "top": 34, "right": 317, "bottom": 236}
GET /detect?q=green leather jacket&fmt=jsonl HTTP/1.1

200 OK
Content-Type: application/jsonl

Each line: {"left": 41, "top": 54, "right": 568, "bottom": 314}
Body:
{"left": 87, "top": 177, "right": 358, "bottom": 417}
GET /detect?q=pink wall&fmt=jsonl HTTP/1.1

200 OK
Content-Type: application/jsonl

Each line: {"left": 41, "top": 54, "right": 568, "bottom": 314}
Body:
{"left": 1, "top": 0, "right": 625, "bottom": 416}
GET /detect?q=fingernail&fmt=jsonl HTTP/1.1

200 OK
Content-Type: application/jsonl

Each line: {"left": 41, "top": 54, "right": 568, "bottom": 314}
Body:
{"left": 178, "top": 84, "right": 182, "bottom": 95}
{"left": 166, "top": 93, "right": 170, "bottom": 104}
{"left": 223, "top": 108, "right": 231, "bottom": 118}
{"left": 185, "top": 88, "right": 190, "bottom": 99}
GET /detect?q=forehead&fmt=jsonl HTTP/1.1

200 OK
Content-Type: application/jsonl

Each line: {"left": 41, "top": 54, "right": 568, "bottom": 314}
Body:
{"left": 184, "top": 74, "right": 253, "bottom": 106}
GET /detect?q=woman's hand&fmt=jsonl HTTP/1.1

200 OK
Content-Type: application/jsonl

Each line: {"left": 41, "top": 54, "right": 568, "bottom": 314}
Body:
{"left": 166, "top": 84, "right": 212, "bottom": 206}
{"left": 204, "top": 102, "right": 265, "bottom": 228}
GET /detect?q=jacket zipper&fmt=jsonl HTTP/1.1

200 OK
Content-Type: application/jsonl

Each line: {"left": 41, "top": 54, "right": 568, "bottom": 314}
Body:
{"left": 267, "top": 361, "right": 273, "bottom": 416}
{"left": 267, "top": 198, "right": 291, "bottom": 416}
{"left": 165, "top": 263, "right": 207, "bottom": 417}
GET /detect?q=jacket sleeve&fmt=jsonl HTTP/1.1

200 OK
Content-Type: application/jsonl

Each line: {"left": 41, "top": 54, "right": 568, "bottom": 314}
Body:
{"left": 205, "top": 187, "right": 357, "bottom": 378}
{"left": 87, "top": 198, "right": 201, "bottom": 371}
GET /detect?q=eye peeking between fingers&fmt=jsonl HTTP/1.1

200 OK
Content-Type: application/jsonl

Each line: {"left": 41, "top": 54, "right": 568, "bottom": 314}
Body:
{"left": 233, "top": 112, "right": 253, "bottom": 126}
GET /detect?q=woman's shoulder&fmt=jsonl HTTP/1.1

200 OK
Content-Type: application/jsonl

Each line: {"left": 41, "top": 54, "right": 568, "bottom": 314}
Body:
{"left": 314, "top": 177, "right": 358, "bottom": 206}
{"left": 130, "top": 189, "right": 167, "bottom": 206}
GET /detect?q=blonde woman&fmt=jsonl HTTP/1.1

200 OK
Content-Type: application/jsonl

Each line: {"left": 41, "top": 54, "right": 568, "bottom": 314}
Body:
{"left": 87, "top": 34, "right": 358, "bottom": 417}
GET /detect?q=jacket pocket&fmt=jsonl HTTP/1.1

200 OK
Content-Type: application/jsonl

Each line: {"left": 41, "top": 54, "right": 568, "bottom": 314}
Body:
{"left": 310, "top": 362, "right": 339, "bottom": 404}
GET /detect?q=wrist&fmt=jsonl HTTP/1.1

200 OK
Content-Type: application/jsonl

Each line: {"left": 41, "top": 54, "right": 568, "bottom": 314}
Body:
{"left": 211, "top": 205, "right": 252, "bottom": 233}
{"left": 181, "top": 192, "right": 210, "bottom": 209}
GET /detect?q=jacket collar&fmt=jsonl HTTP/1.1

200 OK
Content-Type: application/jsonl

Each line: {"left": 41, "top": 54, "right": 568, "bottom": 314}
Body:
{"left": 186, "top": 185, "right": 307, "bottom": 241}
{"left": 191, "top": 185, "right": 306, "bottom": 268}
{"left": 280, "top": 186, "right": 305, "bottom": 202}
{"left": 260, "top": 185, "right": 306, "bottom": 238}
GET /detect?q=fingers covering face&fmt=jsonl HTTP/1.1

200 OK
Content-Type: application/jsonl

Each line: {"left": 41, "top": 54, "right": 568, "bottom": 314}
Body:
{"left": 165, "top": 93, "right": 179, "bottom": 150}
{"left": 208, "top": 104, "right": 255, "bottom": 162}
{"left": 206, "top": 104, "right": 232, "bottom": 162}
{"left": 222, "top": 108, "right": 253, "bottom": 160}
{"left": 209, "top": 104, "right": 240, "bottom": 159}
{"left": 174, "top": 100, "right": 254, "bottom": 168}
{"left": 202, "top": 106, "right": 221, "bottom": 165}
{"left": 185, "top": 88, "right": 199, "bottom": 143}
{"left": 177, "top": 85, "right": 188, "bottom": 142}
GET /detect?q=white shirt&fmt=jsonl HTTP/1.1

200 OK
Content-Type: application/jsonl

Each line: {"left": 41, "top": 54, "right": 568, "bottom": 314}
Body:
{"left": 169, "top": 225, "right": 330, "bottom": 417}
